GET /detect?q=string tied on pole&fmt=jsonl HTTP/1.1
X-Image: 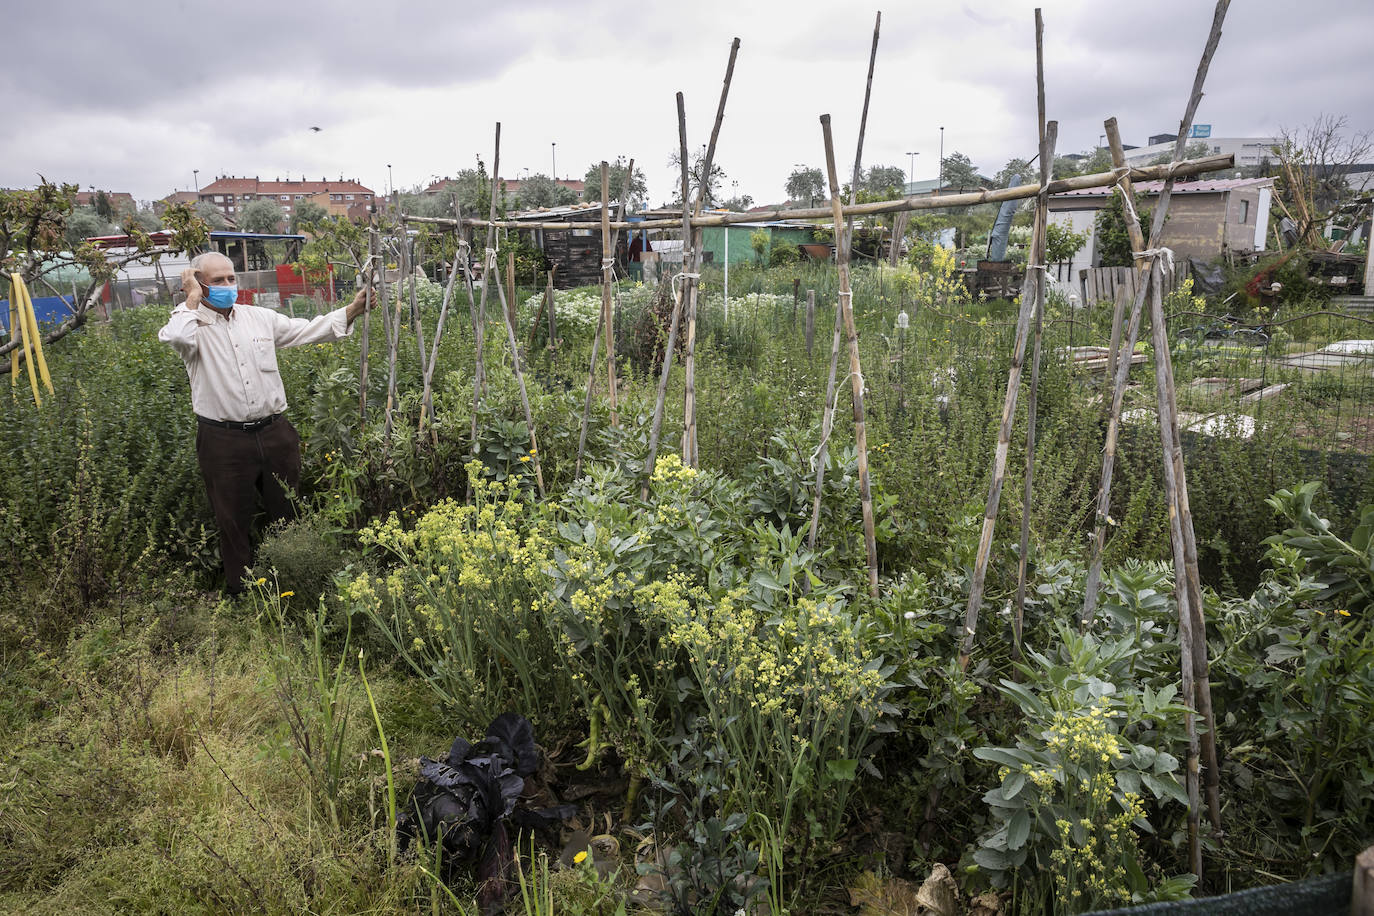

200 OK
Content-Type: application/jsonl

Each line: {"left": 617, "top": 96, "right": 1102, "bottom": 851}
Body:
{"left": 601, "top": 258, "right": 615, "bottom": 271}
{"left": 1133, "top": 246, "right": 1176, "bottom": 276}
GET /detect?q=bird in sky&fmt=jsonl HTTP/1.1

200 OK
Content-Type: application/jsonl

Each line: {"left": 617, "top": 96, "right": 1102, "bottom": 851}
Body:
{"left": 308, "top": 126, "right": 322, "bottom": 132}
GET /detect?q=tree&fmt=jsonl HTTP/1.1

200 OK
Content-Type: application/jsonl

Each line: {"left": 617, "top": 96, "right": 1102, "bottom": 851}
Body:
{"left": 786, "top": 166, "right": 825, "bottom": 206}
{"left": 63, "top": 207, "right": 116, "bottom": 246}
{"left": 195, "top": 201, "right": 228, "bottom": 230}
{"left": 1044, "top": 221, "right": 1090, "bottom": 265}
{"left": 428, "top": 161, "right": 493, "bottom": 220}
{"left": 518, "top": 173, "right": 579, "bottom": 210}
{"left": 1094, "top": 191, "right": 1150, "bottom": 267}
{"left": 240, "top": 199, "right": 283, "bottom": 234}
{"left": 580, "top": 160, "right": 649, "bottom": 209}
{"left": 721, "top": 193, "right": 754, "bottom": 212}
{"left": 1272, "top": 113, "right": 1373, "bottom": 249}
{"left": 864, "top": 165, "right": 906, "bottom": 195}
{"left": 290, "top": 201, "right": 329, "bottom": 234}
{"left": 994, "top": 158, "right": 1033, "bottom": 188}
{"left": 2, "top": 181, "right": 208, "bottom": 371}
{"left": 1052, "top": 155, "right": 1084, "bottom": 180}
{"left": 939, "top": 151, "right": 981, "bottom": 190}
{"left": 1148, "top": 139, "right": 1211, "bottom": 166}
{"left": 668, "top": 149, "right": 726, "bottom": 208}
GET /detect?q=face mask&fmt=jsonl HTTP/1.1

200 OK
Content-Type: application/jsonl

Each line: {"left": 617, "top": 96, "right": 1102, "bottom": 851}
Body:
{"left": 205, "top": 285, "right": 238, "bottom": 309}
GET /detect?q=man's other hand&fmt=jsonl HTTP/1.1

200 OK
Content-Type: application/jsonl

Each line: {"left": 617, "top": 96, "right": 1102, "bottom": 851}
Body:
{"left": 180, "top": 268, "right": 202, "bottom": 308}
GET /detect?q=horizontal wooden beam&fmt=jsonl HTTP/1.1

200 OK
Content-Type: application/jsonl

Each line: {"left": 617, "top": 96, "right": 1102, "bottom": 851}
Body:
{"left": 403, "top": 153, "right": 1234, "bottom": 233}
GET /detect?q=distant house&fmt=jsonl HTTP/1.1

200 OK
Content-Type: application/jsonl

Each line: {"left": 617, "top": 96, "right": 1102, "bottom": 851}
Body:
{"left": 74, "top": 189, "right": 137, "bottom": 215}
{"left": 196, "top": 176, "right": 375, "bottom": 223}
{"left": 154, "top": 190, "right": 199, "bottom": 216}
{"left": 1046, "top": 177, "right": 1276, "bottom": 285}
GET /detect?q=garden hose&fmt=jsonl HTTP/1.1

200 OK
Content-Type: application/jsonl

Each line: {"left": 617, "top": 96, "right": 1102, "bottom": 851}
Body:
{"left": 8, "top": 274, "right": 54, "bottom": 406}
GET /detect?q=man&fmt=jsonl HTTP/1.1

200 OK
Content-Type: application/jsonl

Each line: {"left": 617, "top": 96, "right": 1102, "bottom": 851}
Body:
{"left": 159, "top": 251, "right": 374, "bottom": 594}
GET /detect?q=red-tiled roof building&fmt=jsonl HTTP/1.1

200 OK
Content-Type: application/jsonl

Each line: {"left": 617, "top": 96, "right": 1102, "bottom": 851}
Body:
{"left": 196, "top": 175, "right": 376, "bottom": 221}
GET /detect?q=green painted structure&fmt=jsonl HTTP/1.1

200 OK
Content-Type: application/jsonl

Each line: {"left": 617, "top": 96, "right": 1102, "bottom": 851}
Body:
{"left": 699, "top": 222, "right": 817, "bottom": 266}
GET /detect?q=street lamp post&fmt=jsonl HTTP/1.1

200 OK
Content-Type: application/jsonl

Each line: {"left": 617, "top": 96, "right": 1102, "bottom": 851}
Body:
{"left": 938, "top": 127, "right": 945, "bottom": 193}
{"left": 551, "top": 142, "right": 556, "bottom": 181}
{"left": 192, "top": 169, "right": 199, "bottom": 193}
{"left": 905, "top": 151, "right": 918, "bottom": 191}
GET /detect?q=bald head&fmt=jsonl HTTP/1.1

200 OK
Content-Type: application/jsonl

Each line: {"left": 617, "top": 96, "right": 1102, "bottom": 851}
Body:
{"left": 191, "top": 251, "right": 236, "bottom": 289}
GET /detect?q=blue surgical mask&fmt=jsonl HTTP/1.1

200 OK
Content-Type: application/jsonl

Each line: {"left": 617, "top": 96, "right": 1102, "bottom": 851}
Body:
{"left": 205, "top": 285, "right": 238, "bottom": 309}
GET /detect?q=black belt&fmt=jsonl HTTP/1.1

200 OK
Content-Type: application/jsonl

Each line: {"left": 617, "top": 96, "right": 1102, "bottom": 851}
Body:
{"left": 197, "top": 413, "right": 281, "bottom": 432}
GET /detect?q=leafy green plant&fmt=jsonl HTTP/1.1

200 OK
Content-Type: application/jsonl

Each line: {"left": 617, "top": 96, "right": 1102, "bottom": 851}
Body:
{"left": 1265, "top": 481, "right": 1374, "bottom": 610}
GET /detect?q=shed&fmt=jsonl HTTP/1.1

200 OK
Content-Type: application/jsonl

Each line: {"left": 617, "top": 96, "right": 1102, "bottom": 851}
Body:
{"left": 511, "top": 203, "right": 628, "bottom": 289}
{"left": 1046, "top": 177, "right": 1275, "bottom": 284}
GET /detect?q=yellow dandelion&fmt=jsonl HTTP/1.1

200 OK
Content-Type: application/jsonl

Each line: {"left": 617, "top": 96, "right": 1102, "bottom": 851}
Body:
{"left": 519, "top": 455, "right": 531, "bottom": 462}
{"left": 255, "top": 577, "right": 267, "bottom": 586}
{"left": 280, "top": 590, "right": 295, "bottom": 598}
{"left": 573, "top": 850, "right": 588, "bottom": 865}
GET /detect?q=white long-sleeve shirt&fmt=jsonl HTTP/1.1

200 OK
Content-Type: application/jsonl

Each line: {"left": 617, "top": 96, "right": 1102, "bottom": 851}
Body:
{"left": 158, "top": 303, "right": 352, "bottom": 422}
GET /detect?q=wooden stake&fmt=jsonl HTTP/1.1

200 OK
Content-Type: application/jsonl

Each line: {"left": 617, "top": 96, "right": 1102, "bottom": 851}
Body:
{"left": 1013, "top": 9, "right": 1051, "bottom": 661}
{"left": 959, "top": 115, "right": 1057, "bottom": 667}
{"left": 821, "top": 113, "right": 879, "bottom": 599}
{"left": 600, "top": 162, "right": 619, "bottom": 427}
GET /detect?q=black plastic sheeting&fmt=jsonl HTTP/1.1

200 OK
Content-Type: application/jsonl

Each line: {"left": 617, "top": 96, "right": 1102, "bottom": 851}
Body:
{"left": 1086, "top": 870, "right": 1350, "bottom": 916}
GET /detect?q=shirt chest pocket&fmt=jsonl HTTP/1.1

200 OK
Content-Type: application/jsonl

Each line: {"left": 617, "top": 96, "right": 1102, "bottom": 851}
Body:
{"left": 253, "top": 336, "right": 280, "bottom": 373}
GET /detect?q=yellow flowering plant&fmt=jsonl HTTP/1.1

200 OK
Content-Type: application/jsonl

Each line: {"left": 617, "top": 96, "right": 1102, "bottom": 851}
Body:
{"left": 345, "top": 461, "right": 575, "bottom": 733}
{"left": 972, "top": 623, "right": 1195, "bottom": 913}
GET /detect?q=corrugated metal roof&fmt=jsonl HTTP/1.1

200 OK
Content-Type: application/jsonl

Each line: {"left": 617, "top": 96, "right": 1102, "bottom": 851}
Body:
{"left": 1054, "top": 177, "right": 1275, "bottom": 198}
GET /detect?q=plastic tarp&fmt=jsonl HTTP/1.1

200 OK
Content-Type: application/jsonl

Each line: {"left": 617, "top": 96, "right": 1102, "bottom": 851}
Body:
{"left": 1085, "top": 871, "right": 1350, "bottom": 916}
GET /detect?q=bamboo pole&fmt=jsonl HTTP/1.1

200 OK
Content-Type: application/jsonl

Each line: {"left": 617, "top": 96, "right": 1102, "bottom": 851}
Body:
{"left": 1082, "top": 118, "right": 1156, "bottom": 627}
{"left": 468, "top": 124, "right": 501, "bottom": 476}
{"left": 576, "top": 159, "right": 638, "bottom": 480}
{"left": 407, "top": 229, "right": 428, "bottom": 380}
{"left": 545, "top": 264, "right": 558, "bottom": 350}
{"left": 489, "top": 254, "right": 546, "bottom": 498}
{"left": 382, "top": 227, "right": 401, "bottom": 438}
{"left": 418, "top": 243, "right": 466, "bottom": 439}
{"left": 359, "top": 226, "right": 375, "bottom": 423}
{"left": 600, "top": 162, "right": 619, "bottom": 427}
{"left": 959, "top": 115, "right": 1059, "bottom": 667}
{"left": 807, "top": 303, "right": 844, "bottom": 551}
{"left": 505, "top": 249, "right": 516, "bottom": 330}
{"left": 1013, "top": 8, "right": 1051, "bottom": 661}
{"left": 405, "top": 154, "right": 1235, "bottom": 232}
{"left": 805, "top": 288, "right": 816, "bottom": 355}
{"left": 1145, "top": 260, "right": 1204, "bottom": 878}
{"left": 643, "top": 98, "right": 695, "bottom": 495}
{"left": 821, "top": 113, "right": 879, "bottom": 599}
{"left": 809, "top": 13, "right": 879, "bottom": 565}
{"left": 573, "top": 304, "right": 603, "bottom": 481}
{"left": 682, "top": 38, "right": 740, "bottom": 467}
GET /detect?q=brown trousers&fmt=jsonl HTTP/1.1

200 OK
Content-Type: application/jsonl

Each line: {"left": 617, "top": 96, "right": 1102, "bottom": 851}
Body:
{"left": 196, "top": 417, "right": 301, "bottom": 593}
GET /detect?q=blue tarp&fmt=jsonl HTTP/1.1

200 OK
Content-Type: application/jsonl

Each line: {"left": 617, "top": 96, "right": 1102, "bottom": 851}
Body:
{"left": 0, "top": 295, "right": 76, "bottom": 333}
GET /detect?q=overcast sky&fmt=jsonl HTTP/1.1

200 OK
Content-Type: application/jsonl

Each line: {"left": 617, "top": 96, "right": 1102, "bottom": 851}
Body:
{"left": 4, "top": 0, "right": 1371, "bottom": 208}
